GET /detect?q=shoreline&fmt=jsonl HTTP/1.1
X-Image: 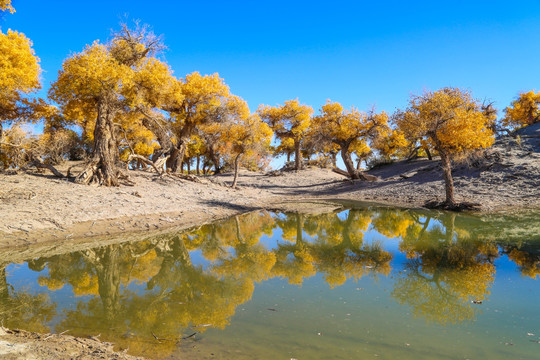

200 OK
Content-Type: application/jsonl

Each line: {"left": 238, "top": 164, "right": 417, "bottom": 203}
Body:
{"left": 2, "top": 125, "right": 540, "bottom": 249}
{"left": 2, "top": 189, "right": 539, "bottom": 252}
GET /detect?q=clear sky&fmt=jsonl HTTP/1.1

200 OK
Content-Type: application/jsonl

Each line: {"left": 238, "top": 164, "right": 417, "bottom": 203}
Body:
{"left": 2, "top": 0, "right": 540, "bottom": 117}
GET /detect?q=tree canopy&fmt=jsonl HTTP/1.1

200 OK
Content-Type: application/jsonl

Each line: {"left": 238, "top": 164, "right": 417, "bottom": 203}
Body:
{"left": 503, "top": 90, "right": 540, "bottom": 129}
{"left": 258, "top": 99, "right": 313, "bottom": 170}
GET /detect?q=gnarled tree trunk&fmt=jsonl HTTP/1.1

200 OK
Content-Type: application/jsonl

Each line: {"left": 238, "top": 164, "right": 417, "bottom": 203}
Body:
{"left": 340, "top": 144, "right": 375, "bottom": 181}
{"left": 167, "top": 122, "right": 194, "bottom": 172}
{"left": 341, "top": 144, "right": 360, "bottom": 179}
{"left": 76, "top": 102, "right": 120, "bottom": 186}
{"left": 440, "top": 151, "right": 456, "bottom": 206}
{"left": 141, "top": 115, "right": 174, "bottom": 162}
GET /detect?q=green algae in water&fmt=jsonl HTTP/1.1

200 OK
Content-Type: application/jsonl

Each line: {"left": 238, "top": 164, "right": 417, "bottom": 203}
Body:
{"left": 1, "top": 206, "right": 540, "bottom": 359}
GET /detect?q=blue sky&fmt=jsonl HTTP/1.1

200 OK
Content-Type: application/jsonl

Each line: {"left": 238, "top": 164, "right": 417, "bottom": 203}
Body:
{"left": 2, "top": 0, "right": 540, "bottom": 117}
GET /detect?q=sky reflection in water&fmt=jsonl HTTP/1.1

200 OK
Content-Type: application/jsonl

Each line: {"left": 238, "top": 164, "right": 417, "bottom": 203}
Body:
{"left": 2, "top": 206, "right": 539, "bottom": 359}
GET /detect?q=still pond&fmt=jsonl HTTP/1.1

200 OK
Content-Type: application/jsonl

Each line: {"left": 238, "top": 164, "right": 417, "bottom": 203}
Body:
{"left": 1, "top": 204, "right": 540, "bottom": 359}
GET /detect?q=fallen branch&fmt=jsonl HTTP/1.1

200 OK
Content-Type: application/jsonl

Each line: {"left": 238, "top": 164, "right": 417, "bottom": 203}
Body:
{"left": 23, "top": 158, "right": 65, "bottom": 178}
{"left": 168, "top": 172, "right": 202, "bottom": 183}
{"left": 127, "top": 154, "right": 162, "bottom": 174}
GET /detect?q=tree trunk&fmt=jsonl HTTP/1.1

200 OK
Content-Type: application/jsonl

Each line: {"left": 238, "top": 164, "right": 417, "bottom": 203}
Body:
{"left": 231, "top": 154, "right": 241, "bottom": 188}
{"left": 287, "top": 152, "right": 291, "bottom": 164}
{"left": 75, "top": 102, "right": 120, "bottom": 186}
{"left": 167, "top": 141, "right": 188, "bottom": 173}
{"left": 167, "top": 121, "right": 195, "bottom": 173}
{"left": 141, "top": 116, "right": 174, "bottom": 162}
{"left": 331, "top": 152, "right": 337, "bottom": 167}
{"left": 440, "top": 151, "right": 456, "bottom": 206}
{"left": 196, "top": 155, "right": 200, "bottom": 175}
{"left": 294, "top": 139, "right": 302, "bottom": 170}
{"left": 187, "top": 158, "right": 191, "bottom": 174}
{"left": 208, "top": 145, "right": 221, "bottom": 174}
{"left": 424, "top": 147, "right": 433, "bottom": 161}
{"left": 340, "top": 145, "right": 360, "bottom": 179}
{"left": 340, "top": 145, "right": 376, "bottom": 181}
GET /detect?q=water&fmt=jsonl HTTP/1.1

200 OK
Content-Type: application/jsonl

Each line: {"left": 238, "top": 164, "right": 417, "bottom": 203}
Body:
{"left": 1, "top": 205, "right": 539, "bottom": 359}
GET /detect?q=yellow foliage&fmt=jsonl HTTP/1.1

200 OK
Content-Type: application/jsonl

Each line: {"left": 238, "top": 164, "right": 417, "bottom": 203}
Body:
{"left": 172, "top": 72, "right": 230, "bottom": 129}
{"left": 0, "top": 0, "right": 14, "bottom": 13}
{"left": 258, "top": 99, "right": 312, "bottom": 169}
{"left": 396, "top": 88, "right": 494, "bottom": 156}
{"left": 258, "top": 99, "right": 313, "bottom": 141}
{"left": 373, "top": 129, "right": 409, "bottom": 158}
{"left": 125, "top": 57, "right": 179, "bottom": 108}
{"left": 49, "top": 42, "right": 127, "bottom": 125}
{"left": 311, "top": 101, "right": 389, "bottom": 175}
{"left": 503, "top": 90, "right": 540, "bottom": 129}
{"left": 0, "top": 30, "right": 40, "bottom": 95}
{"left": 0, "top": 29, "right": 41, "bottom": 126}
{"left": 226, "top": 114, "right": 273, "bottom": 158}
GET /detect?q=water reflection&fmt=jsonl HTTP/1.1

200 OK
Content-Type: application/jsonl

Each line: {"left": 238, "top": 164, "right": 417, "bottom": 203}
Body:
{"left": 391, "top": 212, "right": 498, "bottom": 324}
{"left": 3, "top": 207, "right": 540, "bottom": 358}
{"left": 0, "top": 264, "right": 56, "bottom": 333}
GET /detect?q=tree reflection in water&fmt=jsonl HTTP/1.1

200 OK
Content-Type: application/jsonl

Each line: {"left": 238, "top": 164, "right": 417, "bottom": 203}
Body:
{"left": 5, "top": 207, "right": 540, "bottom": 358}
{"left": 391, "top": 211, "right": 499, "bottom": 324}
{"left": 0, "top": 262, "right": 56, "bottom": 333}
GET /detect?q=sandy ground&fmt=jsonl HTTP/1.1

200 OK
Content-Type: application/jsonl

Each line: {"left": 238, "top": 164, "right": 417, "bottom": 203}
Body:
{"left": 0, "top": 124, "right": 539, "bottom": 359}
{"left": 1, "top": 122, "right": 540, "bottom": 248}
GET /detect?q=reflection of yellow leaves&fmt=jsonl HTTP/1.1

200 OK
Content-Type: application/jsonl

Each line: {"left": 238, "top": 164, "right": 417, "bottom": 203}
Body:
{"left": 120, "top": 249, "right": 161, "bottom": 285}
{"left": 72, "top": 273, "right": 99, "bottom": 297}
{"left": 372, "top": 210, "right": 413, "bottom": 239}
{"left": 37, "top": 277, "right": 65, "bottom": 291}
{"left": 507, "top": 248, "right": 540, "bottom": 279}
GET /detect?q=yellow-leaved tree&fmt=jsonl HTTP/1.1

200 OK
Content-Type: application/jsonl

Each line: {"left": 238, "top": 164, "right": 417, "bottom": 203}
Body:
{"left": 257, "top": 99, "right": 313, "bottom": 170}
{"left": 394, "top": 88, "right": 495, "bottom": 208}
{"left": 49, "top": 42, "right": 128, "bottom": 185}
{"left": 224, "top": 113, "right": 273, "bottom": 188}
{"left": 50, "top": 24, "right": 165, "bottom": 185}
{"left": 311, "top": 101, "right": 388, "bottom": 179}
{"left": 198, "top": 94, "right": 251, "bottom": 174}
{"left": 163, "top": 72, "right": 234, "bottom": 172}
{"left": 503, "top": 90, "right": 540, "bottom": 129}
{"left": 0, "top": 29, "right": 41, "bottom": 148}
